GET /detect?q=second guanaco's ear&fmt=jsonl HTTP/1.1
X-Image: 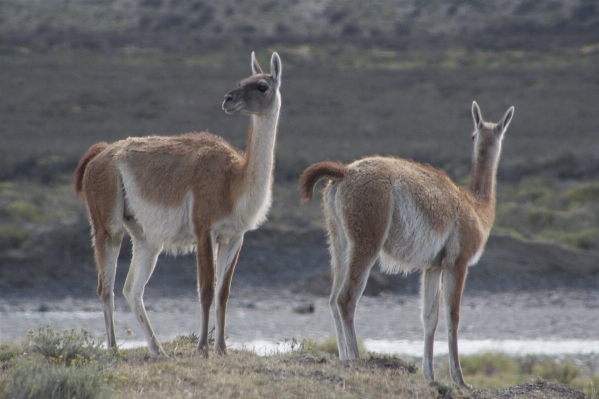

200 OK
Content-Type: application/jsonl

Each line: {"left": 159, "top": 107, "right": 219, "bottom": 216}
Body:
{"left": 472, "top": 101, "right": 484, "bottom": 131}
{"left": 498, "top": 106, "right": 515, "bottom": 136}
{"left": 251, "top": 51, "right": 263, "bottom": 75}
{"left": 270, "top": 52, "right": 282, "bottom": 89}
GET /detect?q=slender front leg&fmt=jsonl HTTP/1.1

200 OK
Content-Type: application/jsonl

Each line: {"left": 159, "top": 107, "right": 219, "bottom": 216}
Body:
{"left": 443, "top": 264, "right": 469, "bottom": 387}
{"left": 214, "top": 235, "right": 243, "bottom": 355}
{"left": 421, "top": 267, "right": 442, "bottom": 382}
{"left": 196, "top": 231, "right": 216, "bottom": 358}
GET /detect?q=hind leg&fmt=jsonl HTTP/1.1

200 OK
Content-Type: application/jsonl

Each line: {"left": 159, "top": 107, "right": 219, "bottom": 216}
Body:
{"left": 93, "top": 226, "right": 124, "bottom": 350}
{"left": 327, "top": 213, "right": 350, "bottom": 360}
{"left": 82, "top": 158, "right": 125, "bottom": 350}
{"left": 123, "top": 219, "right": 164, "bottom": 356}
{"left": 336, "top": 245, "right": 379, "bottom": 359}
{"left": 331, "top": 180, "right": 392, "bottom": 360}
{"left": 325, "top": 184, "right": 353, "bottom": 360}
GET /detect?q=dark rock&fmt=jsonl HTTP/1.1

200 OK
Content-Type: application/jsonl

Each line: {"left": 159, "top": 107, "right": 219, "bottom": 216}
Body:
{"left": 292, "top": 302, "right": 315, "bottom": 314}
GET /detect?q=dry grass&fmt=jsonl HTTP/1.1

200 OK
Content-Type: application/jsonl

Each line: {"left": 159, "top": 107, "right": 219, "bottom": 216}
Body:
{"left": 0, "top": 329, "right": 435, "bottom": 399}
{"left": 1, "top": 329, "right": 591, "bottom": 399}
{"left": 110, "top": 338, "right": 434, "bottom": 399}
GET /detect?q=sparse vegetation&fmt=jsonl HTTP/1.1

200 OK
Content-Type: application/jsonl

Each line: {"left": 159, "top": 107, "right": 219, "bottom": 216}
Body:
{"left": 437, "top": 352, "right": 599, "bottom": 398}
{"left": 0, "top": 2, "right": 598, "bottom": 399}
{"left": 495, "top": 177, "right": 599, "bottom": 251}
{"left": 0, "top": 330, "right": 593, "bottom": 398}
{"left": 26, "top": 326, "right": 110, "bottom": 366}
{"left": 2, "top": 172, "right": 599, "bottom": 256}
{"left": 1, "top": 328, "right": 114, "bottom": 399}
{"left": 0, "top": 330, "right": 435, "bottom": 399}
{"left": 301, "top": 336, "right": 369, "bottom": 358}
{"left": 0, "top": 180, "right": 83, "bottom": 253}
{"left": 2, "top": 358, "right": 111, "bottom": 399}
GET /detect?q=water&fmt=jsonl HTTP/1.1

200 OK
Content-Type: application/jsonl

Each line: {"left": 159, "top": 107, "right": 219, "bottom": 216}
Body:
{"left": 112, "top": 339, "right": 599, "bottom": 357}
{"left": 2, "top": 292, "right": 597, "bottom": 359}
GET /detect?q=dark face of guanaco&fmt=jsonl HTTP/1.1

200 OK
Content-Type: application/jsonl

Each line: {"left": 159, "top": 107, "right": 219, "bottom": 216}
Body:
{"left": 222, "top": 52, "right": 282, "bottom": 116}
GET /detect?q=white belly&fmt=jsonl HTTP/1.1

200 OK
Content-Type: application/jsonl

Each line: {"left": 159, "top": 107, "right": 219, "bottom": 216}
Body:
{"left": 379, "top": 186, "right": 452, "bottom": 274}
{"left": 120, "top": 165, "right": 196, "bottom": 255}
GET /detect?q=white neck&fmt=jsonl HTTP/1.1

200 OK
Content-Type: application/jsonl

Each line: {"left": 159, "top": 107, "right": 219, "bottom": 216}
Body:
{"left": 236, "top": 92, "right": 281, "bottom": 225}
{"left": 245, "top": 93, "right": 280, "bottom": 187}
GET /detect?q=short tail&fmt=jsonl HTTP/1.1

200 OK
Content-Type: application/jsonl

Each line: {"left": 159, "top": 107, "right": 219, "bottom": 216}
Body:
{"left": 299, "top": 161, "right": 348, "bottom": 203}
{"left": 74, "top": 142, "right": 109, "bottom": 201}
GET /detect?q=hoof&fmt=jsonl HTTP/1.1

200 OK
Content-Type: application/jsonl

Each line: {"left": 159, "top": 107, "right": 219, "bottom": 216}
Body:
{"left": 197, "top": 345, "right": 209, "bottom": 359}
{"left": 156, "top": 349, "right": 169, "bottom": 358}
{"left": 149, "top": 345, "right": 169, "bottom": 358}
{"left": 215, "top": 346, "right": 228, "bottom": 356}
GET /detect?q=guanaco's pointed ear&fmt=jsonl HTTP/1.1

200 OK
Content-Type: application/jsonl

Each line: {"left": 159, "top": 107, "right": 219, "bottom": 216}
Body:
{"left": 498, "top": 106, "right": 515, "bottom": 136}
{"left": 251, "top": 51, "right": 263, "bottom": 75}
{"left": 472, "top": 101, "right": 484, "bottom": 131}
{"left": 270, "top": 52, "right": 282, "bottom": 89}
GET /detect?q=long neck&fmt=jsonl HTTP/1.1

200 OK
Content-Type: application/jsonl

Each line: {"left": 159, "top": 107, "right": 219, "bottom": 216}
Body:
{"left": 469, "top": 147, "right": 501, "bottom": 227}
{"left": 239, "top": 93, "right": 281, "bottom": 202}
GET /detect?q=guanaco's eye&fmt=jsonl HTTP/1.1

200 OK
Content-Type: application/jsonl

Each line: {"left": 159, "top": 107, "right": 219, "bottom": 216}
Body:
{"left": 471, "top": 131, "right": 477, "bottom": 140}
{"left": 257, "top": 84, "right": 268, "bottom": 93}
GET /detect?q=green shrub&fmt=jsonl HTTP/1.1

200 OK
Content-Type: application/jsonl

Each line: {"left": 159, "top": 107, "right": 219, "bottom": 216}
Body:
{"left": 552, "top": 208, "right": 597, "bottom": 231}
{"left": 496, "top": 177, "right": 599, "bottom": 250}
{"left": 0, "top": 329, "right": 116, "bottom": 399}
{"left": 570, "top": 375, "right": 599, "bottom": 399}
{"left": 301, "top": 336, "right": 368, "bottom": 357}
{"left": 0, "top": 358, "right": 111, "bottom": 399}
{"left": 173, "top": 332, "right": 200, "bottom": 345}
{"left": 540, "top": 228, "right": 599, "bottom": 251}
{"left": 301, "top": 336, "right": 339, "bottom": 355}
{"left": 444, "top": 353, "right": 595, "bottom": 392}
{"left": 527, "top": 207, "right": 557, "bottom": 231}
{"left": 532, "top": 358, "right": 582, "bottom": 385}
{"left": 437, "top": 352, "right": 524, "bottom": 389}
{"left": 519, "top": 354, "right": 542, "bottom": 374}
{"left": 514, "top": 177, "right": 553, "bottom": 203}
{"left": 460, "top": 352, "right": 517, "bottom": 377}
{"left": 27, "top": 327, "right": 108, "bottom": 366}
{"left": 563, "top": 182, "right": 599, "bottom": 207}
{"left": 5, "top": 200, "right": 40, "bottom": 222}
{"left": 0, "top": 224, "right": 28, "bottom": 249}
{"left": 0, "top": 344, "right": 18, "bottom": 362}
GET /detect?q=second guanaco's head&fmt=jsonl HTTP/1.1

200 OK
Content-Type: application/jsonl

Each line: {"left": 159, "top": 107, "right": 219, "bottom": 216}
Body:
{"left": 222, "top": 51, "right": 282, "bottom": 116}
{"left": 471, "top": 101, "right": 515, "bottom": 163}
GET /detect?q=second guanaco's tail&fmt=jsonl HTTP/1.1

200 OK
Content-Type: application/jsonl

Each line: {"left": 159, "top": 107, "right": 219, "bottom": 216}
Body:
{"left": 74, "top": 142, "right": 109, "bottom": 201}
{"left": 299, "top": 161, "right": 348, "bottom": 203}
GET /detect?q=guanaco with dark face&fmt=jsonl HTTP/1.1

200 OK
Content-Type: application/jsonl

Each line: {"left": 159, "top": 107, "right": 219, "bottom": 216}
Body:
{"left": 74, "top": 52, "right": 282, "bottom": 358}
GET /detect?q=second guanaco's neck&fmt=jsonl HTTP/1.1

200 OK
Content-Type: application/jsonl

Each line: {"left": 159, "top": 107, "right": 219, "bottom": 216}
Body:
{"left": 469, "top": 144, "right": 501, "bottom": 228}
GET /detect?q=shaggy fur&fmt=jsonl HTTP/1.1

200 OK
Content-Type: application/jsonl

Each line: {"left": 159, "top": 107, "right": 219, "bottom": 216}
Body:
{"left": 300, "top": 101, "right": 514, "bottom": 386}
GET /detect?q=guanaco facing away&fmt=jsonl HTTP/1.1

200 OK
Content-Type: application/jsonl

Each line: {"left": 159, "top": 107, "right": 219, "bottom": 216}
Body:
{"left": 300, "top": 102, "right": 514, "bottom": 386}
{"left": 74, "top": 52, "right": 282, "bottom": 357}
